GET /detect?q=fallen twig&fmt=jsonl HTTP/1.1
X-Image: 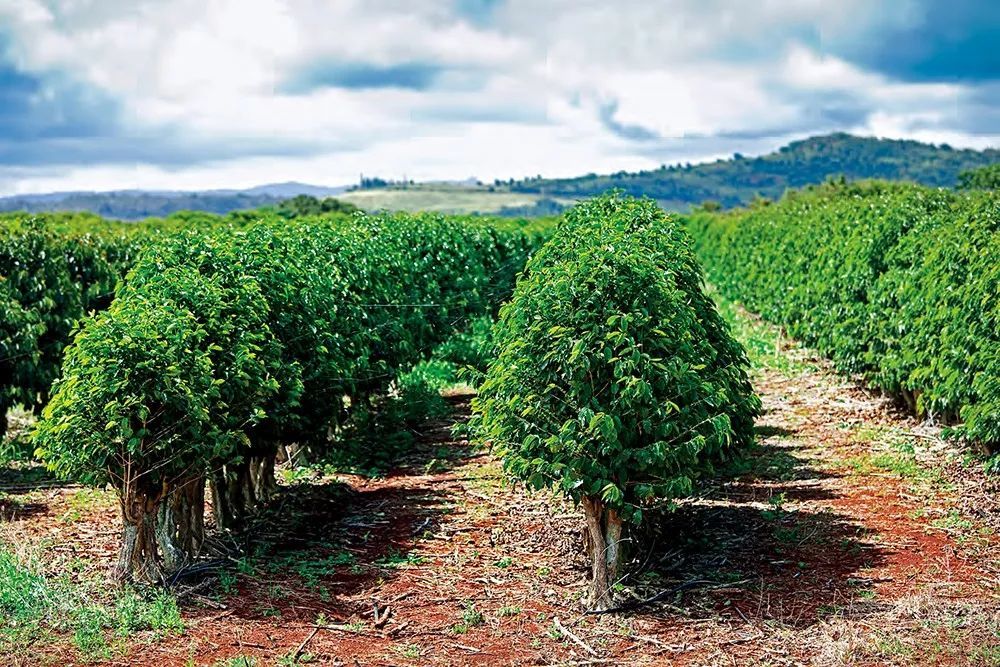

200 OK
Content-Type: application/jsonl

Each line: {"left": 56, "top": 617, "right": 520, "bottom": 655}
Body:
{"left": 293, "top": 627, "right": 319, "bottom": 662}
{"left": 553, "top": 617, "right": 598, "bottom": 656}
{"left": 411, "top": 516, "right": 432, "bottom": 536}
{"left": 314, "top": 623, "right": 367, "bottom": 634}
{"left": 373, "top": 601, "right": 392, "bottom": 628}
{"left": 189, "top": 593, "right": 227, "bottom": 610}
{"left": 585, "top": 578, "right": 719, "bottom": 615}
{"left": 386, "top": 621, "right": 410, "bottom": 636}
{"left": 449, "top": 643, "right": 481, "bottom": 653}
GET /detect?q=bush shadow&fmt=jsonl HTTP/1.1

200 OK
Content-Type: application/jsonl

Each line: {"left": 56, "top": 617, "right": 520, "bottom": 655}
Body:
{"left": 0, "top": 462, "right": 68, "bottom": 495}
{"left": 625, "top": 440, "right": 884, "bottom": 627}
{"left": 193, "top": 397, "right": 473, "bottom": 624}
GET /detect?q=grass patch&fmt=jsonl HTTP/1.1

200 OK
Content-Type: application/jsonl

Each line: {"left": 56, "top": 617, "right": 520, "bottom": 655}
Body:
{"left": 871, "top": 632, "right": 913, "bottom": 659}
{"left": 847, "top": 601, "right": 1000, "bottom": 666}
{"left": 709, "top": 287, "right": 819, "bottom": 376}
{"left": 930, "top": 509, "right": 975, "bottom": 534}
{"left": 847, "top": 451, "right": 924, "bottom": 479}
{"left": 264, "top": 550, "right": 361, "bottom": 592}
{"left": 394, "top": 644, "right": 422, "bottom": 659}
{"left": 337, "top": 187, "right": 556, "bottom": 215}
{"left": 376, "top": 549, "right": 426, "bottom": 569}
{"left": 0, "top": 544, "right": 183, "bottom": 659}
{"left": 209, "top": 657, "right": 259, "bottom": 667}
{"left": 58, "top": 487, "right": 115, "bottom": 524}
{"left": 461, "top": 603, "right": 485, "bottom": 627}
{"left": 843, "top": 428, "right": 950, "bottom": 495}
{"left": 450, "top": 602, "right": 485, "bottom": 634}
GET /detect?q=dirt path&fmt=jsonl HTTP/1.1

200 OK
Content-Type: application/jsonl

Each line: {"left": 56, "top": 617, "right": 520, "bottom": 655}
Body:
{"left": 4, "top": 330, "right": 1000, "bottom": 666}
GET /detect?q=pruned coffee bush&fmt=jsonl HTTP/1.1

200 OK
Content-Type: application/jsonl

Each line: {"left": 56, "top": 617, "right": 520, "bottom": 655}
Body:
{"left": 471, "top": 193, "right": 759, "bottom": 610}
{"left": 34, "top": 211, "right": 545, "bottom": 584}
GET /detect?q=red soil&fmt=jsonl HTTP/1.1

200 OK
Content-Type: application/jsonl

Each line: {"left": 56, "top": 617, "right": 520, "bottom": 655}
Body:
{"left": 4, "top": 365, "right": 999, "bottom": 666}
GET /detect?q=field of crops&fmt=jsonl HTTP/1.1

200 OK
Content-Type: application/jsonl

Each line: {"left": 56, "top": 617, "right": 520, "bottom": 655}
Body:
{"left": 687, "top": 180, "right": 1000, "bottom": 465}
{"left": 1, "top": 190, "right": 999, "bottom": 665}
{"left": 336, "top": 186, "right": 560, "bottom": 215}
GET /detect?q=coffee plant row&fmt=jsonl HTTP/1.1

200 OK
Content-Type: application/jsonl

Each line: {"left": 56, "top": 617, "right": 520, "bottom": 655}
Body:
{"left": 1, "top": 213, "right": 153, "bottom": 443}
{"left": 28, "top": 211, "right": 544, "bottom": 583}
{"left": 686, "top": 180, "right": 1000, "bottom": 462}
{"left": 471, "top": 193, "right": 759, "bottom": 610}
{"left": 0, "top": 210, "right": 291, "bottom": 446}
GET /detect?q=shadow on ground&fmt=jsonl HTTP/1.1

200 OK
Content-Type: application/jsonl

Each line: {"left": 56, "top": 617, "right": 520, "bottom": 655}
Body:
{"left": 0, "top": 462, "right": 65, "bottom": 492}
{"left": 0, "top": 462, "right": 77, "bottom": 522}
{"left": 754, "top": 425, "right": 797, "bottom": 439}
{"left": 187, "top": 396, "right": 473, "bottom": 624}
{"left": 624, "top": 436, "right": 885, "bottom": 627}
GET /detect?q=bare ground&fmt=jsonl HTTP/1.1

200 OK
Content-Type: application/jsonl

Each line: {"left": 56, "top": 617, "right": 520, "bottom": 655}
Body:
{"left": 3, "top": 346, "right": 999, "bottom": 666}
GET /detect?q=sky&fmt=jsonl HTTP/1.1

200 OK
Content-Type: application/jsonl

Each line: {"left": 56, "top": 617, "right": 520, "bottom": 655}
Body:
{"left": 0, "top": 0, "right": 998, "bottom": 195}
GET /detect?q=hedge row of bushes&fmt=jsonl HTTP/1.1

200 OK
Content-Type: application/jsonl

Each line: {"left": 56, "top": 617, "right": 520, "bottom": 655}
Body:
{"left": 0, "top": 216, "right": 140, "bottom": 443}
{"left": 471, "top": 193, "right": 759, "bottom": 609}
{"left": 686, "top": 180, "right": 1000, "bottom": 458}
{"left": 0, "top": 208, "right": 364, "bottom": 447}
{"left": 33, "top": 211, "right": 543, "bottom": 583}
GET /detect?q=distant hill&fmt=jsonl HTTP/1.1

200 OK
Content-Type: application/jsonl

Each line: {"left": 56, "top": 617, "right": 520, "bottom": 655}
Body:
{"left": 337, "top": 185, "right": 558, "bottom": 216}
{"left": 507, "top": 133, "right": 1000, "bottom": 209}
{"left": 5, "top": 134, "right": 999, "bottom": 219}
{"left": 0, "top": 182, "right": 347, "bottom": 220}
{"left": 238, "top": 182, "right": 347, "bottom": 198}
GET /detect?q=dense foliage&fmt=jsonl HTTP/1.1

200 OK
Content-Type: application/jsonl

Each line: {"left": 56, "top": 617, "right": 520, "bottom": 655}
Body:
{"left": 0, "top": 203, "right": 377, "bottom": 445}
{"left": 271, "top": 194, "right": 359, "bottom": 218}
{"left": 0, "top": 191, "right": 356, "bottom": 221}
{"left": 0, "top": 215, "right": 139, "bottom": 440}
{"left": 509, "top": 133, "right": 1000, "bottom": 209}
{"left": 687, "top": 181, "right": 1000, "bottom": 461}
{"left": 0, "top": 192, "right": 286, "bottom": 220}
{"left": 958, "top": 164, "right": 1000, "bottom": 190}
{"left": 33, "top": 211, "right": 544, "bottom": 582}
{"left": 471, "top": 193, "right": 758, "bottom": 609}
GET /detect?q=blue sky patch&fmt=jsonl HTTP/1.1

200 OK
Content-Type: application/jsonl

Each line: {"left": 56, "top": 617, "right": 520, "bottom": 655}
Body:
{"left": 282, "top": 61, "right": 445, "bottom": 94}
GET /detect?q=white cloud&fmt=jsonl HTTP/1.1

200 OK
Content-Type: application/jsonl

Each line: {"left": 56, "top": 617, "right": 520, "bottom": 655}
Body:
{"left": 0, "top": 0, "right": 996, "bottom": 194}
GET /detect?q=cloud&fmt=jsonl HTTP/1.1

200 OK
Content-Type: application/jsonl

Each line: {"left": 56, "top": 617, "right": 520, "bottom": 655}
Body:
{"left": 0, "top": 0, "right": 997, "bottom": 194}
{"left": 0, "top": 35, "right": 337, "bottom": 168}
{"left": 0, "top": 31, "right": 118, "bottom": 141}
{"left": 282, "top": 62, "right": 445, "bottom": 93}
{"left": 598, "top": 101, "right": 660, "bottom": 142}
{"left": 827, "top": 1, "right": 1000, "bottom": 83}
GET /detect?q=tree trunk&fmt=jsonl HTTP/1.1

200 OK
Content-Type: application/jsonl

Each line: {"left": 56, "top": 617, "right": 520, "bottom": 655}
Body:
{"left": 157, "top": 475, "right": 205, "bottom": 574}
{"left": 249, "top": 453, "right": 277, "bottom": 504}
{"left": 116, "top": 479, "right": 166, "bottom": 585}
{"left": 581, "top": 496, "right": 624, "bottom": 611}
{"left": 211, "top": 466, "right": 241, "bottom": 533}
{"left": 238, "top": 459, "right": 257, "bottom": 509}
{"left": 211, "top": 447, "right": 279, "bottom": 534}
{"left": 211, "top": 460, "right": 254, "bottom": 532}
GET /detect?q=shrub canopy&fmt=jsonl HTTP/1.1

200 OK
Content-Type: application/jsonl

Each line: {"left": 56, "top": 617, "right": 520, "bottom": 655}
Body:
{"left": 687, "top": 180, "right": 1000, "bottom": 454}
{"left": 472, "top": 193, "right": 759, "bottom": 523}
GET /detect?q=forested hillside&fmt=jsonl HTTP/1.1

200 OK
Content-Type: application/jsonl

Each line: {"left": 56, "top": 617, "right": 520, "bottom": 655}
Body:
{"left": 509, "top": 133, "right": 1000, "bottom": 209}
{"left": 6, "top": 134, "right": 999, "bottom": 219}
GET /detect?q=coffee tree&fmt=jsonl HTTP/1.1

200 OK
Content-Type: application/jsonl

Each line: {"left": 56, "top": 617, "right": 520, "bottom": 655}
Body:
{"left": 0, "top": 214, "right": 155, "bottom": 444}
{"left": 472, "top": 193, "right": 759, "bottom": 610}
{"left": 36, "top": 239, "right": 279, "bottom": 581}
{"left": 36, "top": 211, "right": 544, "bottom": 582}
